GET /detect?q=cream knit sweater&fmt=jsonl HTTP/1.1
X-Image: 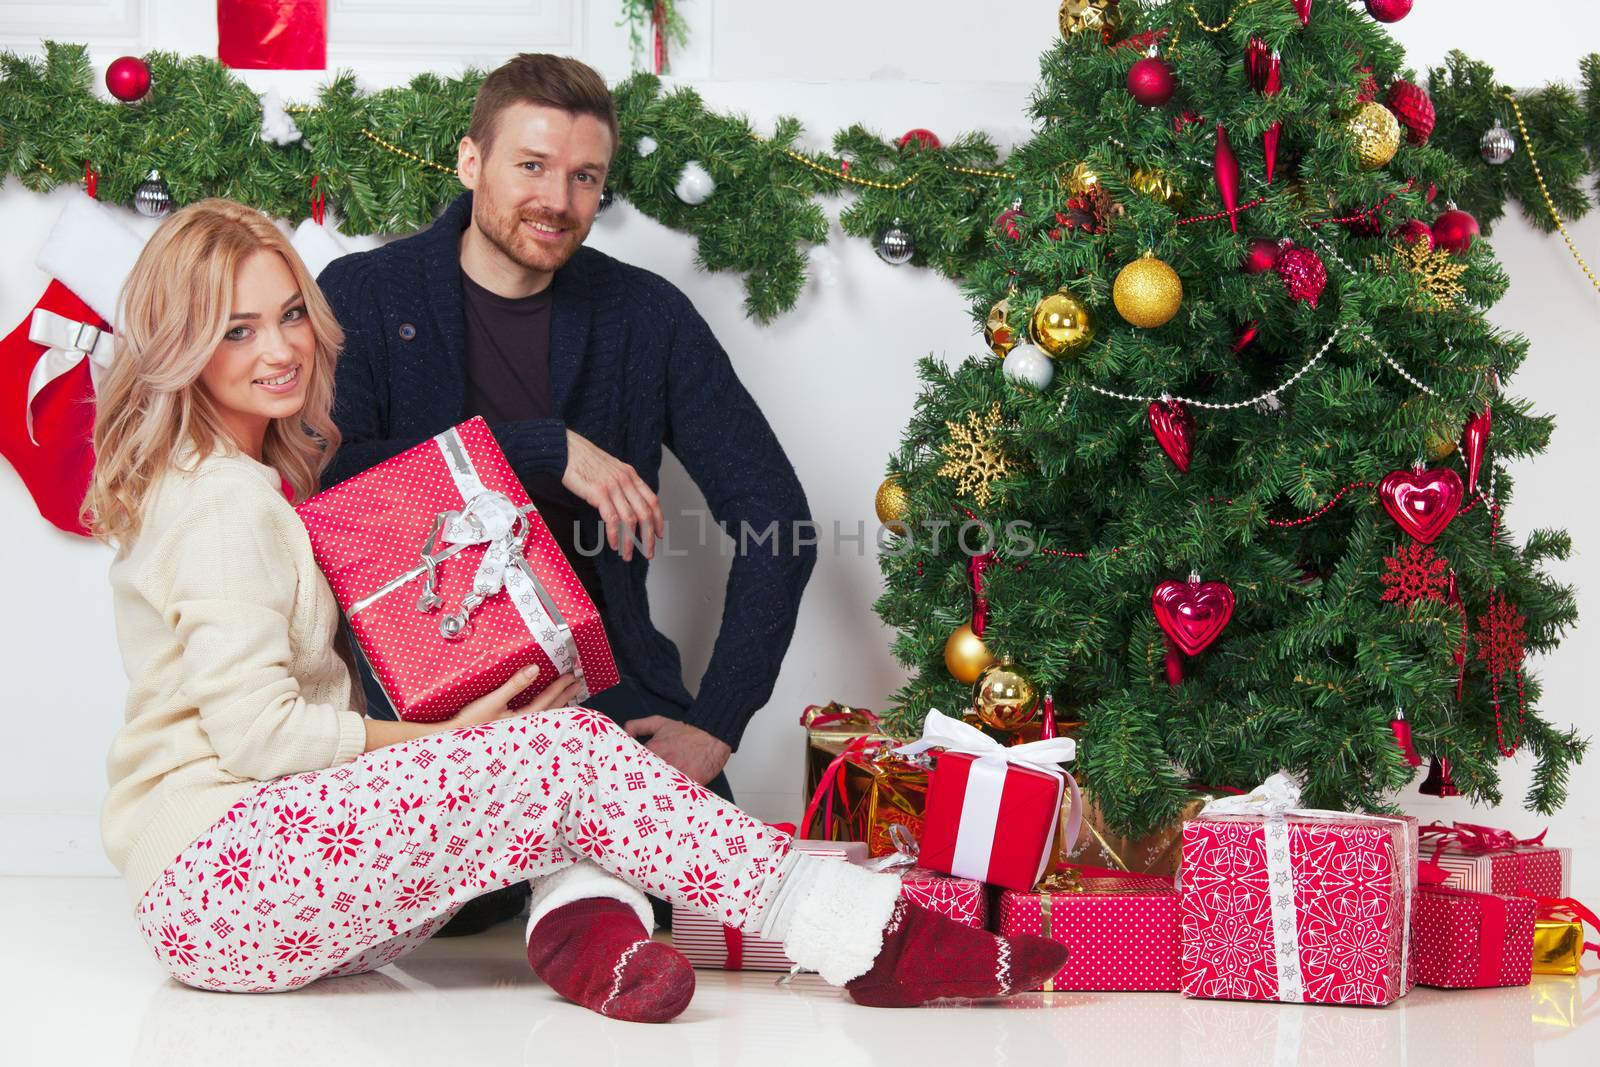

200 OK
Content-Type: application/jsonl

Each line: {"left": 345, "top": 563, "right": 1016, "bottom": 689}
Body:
{"left": 102, "top": 448, "right": 367, "bottom": 903}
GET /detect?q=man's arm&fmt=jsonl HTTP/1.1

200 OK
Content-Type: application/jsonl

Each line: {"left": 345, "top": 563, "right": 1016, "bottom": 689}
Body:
{"left": 316, "top": 254, "right": 570, "bottom": 486}
{"left": 660, "top": 290, "right": 818, "bottom": 753}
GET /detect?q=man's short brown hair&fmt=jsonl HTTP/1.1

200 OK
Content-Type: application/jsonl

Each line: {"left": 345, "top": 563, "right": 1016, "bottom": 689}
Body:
{"left": 467, "top": 53, "right": 619, "bottom": 158}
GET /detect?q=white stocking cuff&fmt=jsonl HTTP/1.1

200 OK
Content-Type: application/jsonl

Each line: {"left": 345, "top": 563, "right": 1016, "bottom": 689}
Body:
{"left": 525, "top": 860, "right": 655, "bottom": 942}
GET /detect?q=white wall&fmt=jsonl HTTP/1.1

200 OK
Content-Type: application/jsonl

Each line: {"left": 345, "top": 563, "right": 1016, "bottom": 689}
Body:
{"left": 2, "top": 1, "right": 1598, "bottom": 899}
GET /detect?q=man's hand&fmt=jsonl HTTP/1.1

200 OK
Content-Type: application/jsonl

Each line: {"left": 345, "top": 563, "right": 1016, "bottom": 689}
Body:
{"left": 624, "top": 717, "right": 732, "bottom": 785}
{"left": 562, "top": 428, "right": 665, "bottom": 561}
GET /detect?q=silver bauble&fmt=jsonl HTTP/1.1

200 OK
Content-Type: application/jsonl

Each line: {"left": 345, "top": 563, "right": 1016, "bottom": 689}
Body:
{"left": 133, "top": 169, "right": 172, "bottom": 218}
{"left": 1001, "top": 343, "right": 1056, "bottom": 390}
{"left": 1480, "top": 123, "right": 1517, "bottom": 166}
{"left": 875, "top": 223, "right": 914, "bottom": 265}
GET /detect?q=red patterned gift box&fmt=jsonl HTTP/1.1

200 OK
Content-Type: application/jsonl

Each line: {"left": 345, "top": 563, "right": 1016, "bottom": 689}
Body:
{"left": 1178, "top": 774, "right": 1418, "bottom": 1006}
{"left": 1414, "top": 884, "right": 1535, "bottom": 988}
{"left": 897, "top": 866, "right": 987, "bottom": 929}
{"left": 895, "top": 710, "right": 1080, "bottom": 893}
{"left": 996, "top": 869, "right": 1180, "bottom": 991}
{"left": 296, "top": 418, "right": 619, "bottom": 722}
{"left": 1420, "top": 822, "right": 1572, "bottom": 899}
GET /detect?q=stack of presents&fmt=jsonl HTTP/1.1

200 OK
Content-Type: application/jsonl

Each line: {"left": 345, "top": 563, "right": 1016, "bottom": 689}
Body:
{"left": 677, "top": 701, "right": 1596, "bottom": 1005}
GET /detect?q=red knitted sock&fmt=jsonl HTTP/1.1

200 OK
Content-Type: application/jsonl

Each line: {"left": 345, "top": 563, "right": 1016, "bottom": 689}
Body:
{"left": 845, "top": 899, "right": 1068, "bottom": 1008}
{"left": 525, "top": 897, "right": 694, "bottom": 1023}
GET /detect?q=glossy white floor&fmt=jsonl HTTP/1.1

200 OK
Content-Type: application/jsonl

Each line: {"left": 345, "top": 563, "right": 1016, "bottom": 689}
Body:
{"left": 4, "top": 876, "right": 1593, "bottom": 1067}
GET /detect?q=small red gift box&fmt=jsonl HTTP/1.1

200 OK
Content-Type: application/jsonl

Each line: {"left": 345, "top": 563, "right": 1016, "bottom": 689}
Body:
{"left": 897, "top": 710, "right": 1080, "bottom": 893}
{"left": 1420, "top": 822, "right": 1571, "bottom": 899}
{"left": 1178, "top": 775, "right": 1418, "bottom": 1006}
{"left": 296, "top": 418, "right": 619, "bottom": 722}
{"left": 1414, "top": 884, "right": 1535, "bottom": 989}
{"left": 898, "top": 866, "right": 987, "bottom": 929}
{"left": 996, "top": 869, "right": 1179, "bottom": 991}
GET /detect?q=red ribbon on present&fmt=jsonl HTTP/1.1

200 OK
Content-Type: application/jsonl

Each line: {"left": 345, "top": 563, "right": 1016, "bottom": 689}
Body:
{"left": 800, "top": 705, "right": 883, "bottom": 731}
{"left": 721, "top": 924, "right": 743, "bottom": 970}
{"left": 800, "top": 736, "right": 873, "bottom": 839}
{"left": 1422, "top": 820, "right": 1549, "bottom": 856}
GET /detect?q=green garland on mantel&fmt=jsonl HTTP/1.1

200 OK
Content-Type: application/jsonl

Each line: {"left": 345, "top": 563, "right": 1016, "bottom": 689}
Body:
{"left": 3, "top": 42, "right": 1598, "bottom": 321}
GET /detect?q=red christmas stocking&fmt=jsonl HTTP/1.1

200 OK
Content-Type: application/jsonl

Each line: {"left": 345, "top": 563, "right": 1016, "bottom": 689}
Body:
{"left": 1, "top": 194, "right": 145, "bottom": 535}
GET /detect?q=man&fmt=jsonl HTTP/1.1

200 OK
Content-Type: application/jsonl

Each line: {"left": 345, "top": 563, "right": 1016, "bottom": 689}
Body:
{"left": 318, "top": 55, "right": 816, "bottom": 941}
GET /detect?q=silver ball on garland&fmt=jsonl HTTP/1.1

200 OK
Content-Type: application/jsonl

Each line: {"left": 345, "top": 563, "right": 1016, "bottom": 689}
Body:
{"left": 133, "top": 169, "right": 173, "bottom": 218}
{"left": 596, "top": 186, "right": 616, "bottom": 215}
{"left": 875, "top": 221, "right": 915, "bottom": 266}
{"left": 674, "top": 161, "right": 715, "bottom": 205}
{"left": 1480, "top": 122, "right": 1517, "bottom": 166}
{"left": 636, "top": 135, "right": 658, "bottom": 157}
{"left": 1002, "top": 343, "right": 1056, "bottom": 390}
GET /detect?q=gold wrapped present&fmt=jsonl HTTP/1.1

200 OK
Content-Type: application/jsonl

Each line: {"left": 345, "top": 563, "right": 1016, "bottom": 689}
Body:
{"left": 1531, "top": 898, "right": 1599, "bottom": 976}
{"left": 1052, "top": 787, "right": 1214, "bottom": 878}
{"left": 801, "top": 734, "right": 928, "bottom": 857}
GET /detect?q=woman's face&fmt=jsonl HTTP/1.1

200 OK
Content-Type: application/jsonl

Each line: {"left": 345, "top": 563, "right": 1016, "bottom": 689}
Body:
{"left": 198, "top": 249, "right": 315, "bottom": 457}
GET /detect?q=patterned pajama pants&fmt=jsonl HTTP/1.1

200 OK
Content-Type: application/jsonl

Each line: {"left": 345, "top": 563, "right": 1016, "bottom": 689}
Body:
{"left": 134, "top": 707, "right": 792, "bottom": 992}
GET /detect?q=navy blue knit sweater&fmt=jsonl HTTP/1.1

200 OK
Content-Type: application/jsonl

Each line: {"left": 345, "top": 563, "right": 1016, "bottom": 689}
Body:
{"left": 317, "top": 192, "right": 816, "bottom": 749}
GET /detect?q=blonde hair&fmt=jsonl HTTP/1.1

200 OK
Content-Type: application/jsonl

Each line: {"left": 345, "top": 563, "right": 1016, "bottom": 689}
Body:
{"left": 83, "top": 198, "right": 343, "bottom": 545}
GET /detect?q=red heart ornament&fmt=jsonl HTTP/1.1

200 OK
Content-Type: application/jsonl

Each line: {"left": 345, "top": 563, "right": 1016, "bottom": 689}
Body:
{"left": 1152, "top": 579, "right": 1235, "bottom": 656}
{"left": 1462, "top": 403, "right": 1491, "bottom": 492}
{"left": 1378, "top": 467, "right": 1464, "bottom": 544}
{"left": 1147, "top": 399, "right": 1193, "bottom": 472}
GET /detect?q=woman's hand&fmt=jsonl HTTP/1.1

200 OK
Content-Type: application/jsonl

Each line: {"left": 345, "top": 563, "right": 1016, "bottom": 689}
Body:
{"left": 449, "top": 666, "right": 583, "bottom": 729}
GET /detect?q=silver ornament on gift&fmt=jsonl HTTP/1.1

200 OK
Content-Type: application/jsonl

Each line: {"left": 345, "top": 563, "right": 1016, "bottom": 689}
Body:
{"left": 875, "top": 221, "right": 914, "bottom": 265}
{"left": 1480, "top": 123, "right": 1517, "bottom": 166}
{"left": 674, "top": 161, "right": 715, "bottom": 205}
{"left": 134, "top": 169, "right": 172, "bottom": 218}
{"left": 1001, "top": 342, "right": 1055, "bottom": 390}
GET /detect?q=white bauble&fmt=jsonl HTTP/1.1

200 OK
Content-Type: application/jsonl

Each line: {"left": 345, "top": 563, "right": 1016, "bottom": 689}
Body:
{"left": 636, "top": 135, "right": 658, "bottom": 156}
{"left": 674, "top": 161, "right": 715, "bottom": 205}
{"left": 1002, "top": 343, "right": 1056, "bottom": 390}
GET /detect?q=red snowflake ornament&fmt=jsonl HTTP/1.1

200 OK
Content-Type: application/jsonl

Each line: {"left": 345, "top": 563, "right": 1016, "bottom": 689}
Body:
{"left": 1380, "top": 543, "right": 1450, "bottom": 605}
{"left": 1474, "top": 591, "right": 1528, "bottom": 756}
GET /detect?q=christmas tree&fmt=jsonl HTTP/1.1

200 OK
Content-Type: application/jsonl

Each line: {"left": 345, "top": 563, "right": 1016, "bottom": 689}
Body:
{"left": 874, "top": 0, "right": 1584, "bottom": 837}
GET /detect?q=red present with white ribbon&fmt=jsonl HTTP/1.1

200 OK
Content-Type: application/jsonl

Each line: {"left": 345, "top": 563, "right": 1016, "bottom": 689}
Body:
{"left": 295, "top": 417, "right": 619, "bottom": 721}
{"left": 895, "top": 709, "right": 1081, "bottom": 892}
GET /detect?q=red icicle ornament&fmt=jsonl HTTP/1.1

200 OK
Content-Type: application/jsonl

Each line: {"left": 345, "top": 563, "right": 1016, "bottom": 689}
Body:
{"left": 1462, "top": 402, "right": 1492, "bottom": 492}
{"left": 1290, "top": 0, "right": 1313, "bottom": 26}
{"left": 1390, "top": 709, "right": 1423, "bottom": 767}
{"left": 1040, "top": 694, "right": 1057, "bottom": 739}
{"left": 1214, "top": 123, "right": 1242, "bottom": 232}
{"left": 968, "top": 550, "right": 995, "bottom": 637}
{"left": 1244, "top": 39, "right": 1283, "bottom": 183}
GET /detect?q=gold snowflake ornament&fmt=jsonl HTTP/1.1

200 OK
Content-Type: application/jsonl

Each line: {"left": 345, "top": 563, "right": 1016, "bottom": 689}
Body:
{"left": 938, "top": 402, "right": 1012, "bottom": 506}
{"left": 1392, "top": 240, "right": 1469, "bottom": 312}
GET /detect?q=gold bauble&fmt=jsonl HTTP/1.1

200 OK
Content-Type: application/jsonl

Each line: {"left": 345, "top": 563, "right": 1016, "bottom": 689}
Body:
{"left": 1426, "top": 428, "right": 1458, "bottom": 461}
{"left": 1029, "top": 288, "right": 1096, "bottom": 357}
{"left": 1113, "top": 252, "right": 1183, "bottom": 329}
{"left": 874, "top": 475, "right": 911, "bottom": 534}
{"left": 1059, "top": 0, "right": 1121, "bottom": 38}
{"left": 972, "top": 661, "right": 1040, "bottom": 732}
{"left": 1130, "top": 167, "right": 1181, "bottom": 206}
{"left": 984, "top": 297, "right": 1017, "bottom": 359}
{"left": 1059, "top": 161, "right": 1103, "bottom": 197}
{"left": 945, "top": 623, "right": 996, "bottom": 685}
{"left": 1348, "top": 101, "right": 1402, "bottom": 170}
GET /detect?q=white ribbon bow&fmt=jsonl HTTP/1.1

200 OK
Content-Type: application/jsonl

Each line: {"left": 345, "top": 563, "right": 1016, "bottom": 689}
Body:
{"left": 441, "top": 491, "right": 526, "bottom": 601}
{"left": 26, "top": 308, "right": 114, "bottom": 444}
{"left": 1199, "top": 771, "right": 1304, "bottom": 817}
{"left": 894, "top": 707, "right": 1078, "bottom": 770}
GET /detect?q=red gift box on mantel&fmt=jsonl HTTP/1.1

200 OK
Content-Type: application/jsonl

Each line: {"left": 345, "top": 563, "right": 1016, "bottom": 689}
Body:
{"left": 1413, "top": 882, "right": 1536, "bottom": 989}
{"left": 1420, "top": 822, "right": 1572, "bottom": 899}
{"left": 296, "top": 418, "right": 619, "bottom": 722}
{"left": 996, "top": 867, "right": 1180, "bottom": 991}
{"left": 1178, "top": 774, "right": 1419, "bottom": 1006}
{"left": 895, "top": 710, "right": 1082, "bottom": 893}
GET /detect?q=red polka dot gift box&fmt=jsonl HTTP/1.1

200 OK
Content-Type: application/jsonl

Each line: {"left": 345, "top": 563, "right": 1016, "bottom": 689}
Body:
{"left": 1413, "top": 883, "right": 1535, "bottom": 989}
{"left": 1418, "top": 821, "right": 1572, "bottom": 899}
{"left": 996, "top": 868, "right": 1180, "bottom": 991}
{"left": 295, "top": 417, "right": 619, "bottom": 722}
{"left": 1176, "top": 774, "right": 1419, "bottom": 1006}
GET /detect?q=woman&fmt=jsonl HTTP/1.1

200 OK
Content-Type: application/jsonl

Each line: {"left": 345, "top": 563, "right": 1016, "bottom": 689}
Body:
{"left": 87, "top": 199, "right": 1066, "bottom": 1019}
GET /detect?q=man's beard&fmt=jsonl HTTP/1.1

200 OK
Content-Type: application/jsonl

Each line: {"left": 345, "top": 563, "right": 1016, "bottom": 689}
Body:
{"left": 475, "top": 194, "right": 588, "bottom": 275}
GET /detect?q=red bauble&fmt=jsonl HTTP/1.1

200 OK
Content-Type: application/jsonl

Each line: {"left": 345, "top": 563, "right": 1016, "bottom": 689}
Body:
{"left": 1128, "top": 57, "right": 1177, "bottom": 107}
{"left": 1242, "top": 237, "right": 1283, "bottom": 274}
{"left": 1365, "top": 0, "right": 1413, "bottom": 22}
{"left": 1462, "top": 403, "right": 1492, "bottom": 492}
{"left": 1386, "top": 79, "right": 1435, "bottom": 146}
{"left": 1432, "top": 209, "right": 1480, "bottom": 255}
{"left": 897, "top": 129, "right": 941, "bottom": 151}
{"left": 1275, "top": 246, "right": 1328, "bottom": 306}
{"left": 1397, "top": 219, "right": 1434, "bottom": 250}
{"left": 105, "top": 55, "right": 151, "bottom": 103}
{"left": 1146, "top": 399, "right": 1193, "bottom": 472}
{"left": 1152, "top": 579, "right": 1235, "bottom": 656}
{"left": 1379, "top": 466, "right": 1464, "bottom": 545}
{"left": 1390, "top": 711, "right": 1423, "bottom": 767}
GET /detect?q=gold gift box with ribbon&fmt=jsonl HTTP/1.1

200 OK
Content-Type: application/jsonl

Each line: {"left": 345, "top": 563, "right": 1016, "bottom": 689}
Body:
{"left": 1531, "top": 898, "right": 1598, "bottom": 976}
{"left": 801, "top": 703, "right": 928, "bottom": 856}
{"left": 1053, "top": 786, "right": 1215, "bottom": 878}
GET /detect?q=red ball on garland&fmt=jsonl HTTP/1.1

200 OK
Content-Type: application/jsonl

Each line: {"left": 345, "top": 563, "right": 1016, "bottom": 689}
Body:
{"left": 1397, "top": 219, "right": 1434, "bottom": 250}
{"left": 1433, "top": 208, "right": 1480, "bottom": 255}
{"left": 1275, "top": 245, "right": 1328, "bottom": 307}
{"left": 897, "top": 128, "right": 942, "bottom": 151}
{"left": 1386, "top": 79, "right": 1435, "bottom": 145}
{"left": 1242, "top": 237, "right": 1284, "bottom": 274}
{"left": 1365, "top": 0, "right": 1413, "bottom": 22}
{"left": 105, "top": 55, "right": 151, "bottom": 103}
{"left": 1128, "top": 57, "right": 1177, "bottom": 107}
